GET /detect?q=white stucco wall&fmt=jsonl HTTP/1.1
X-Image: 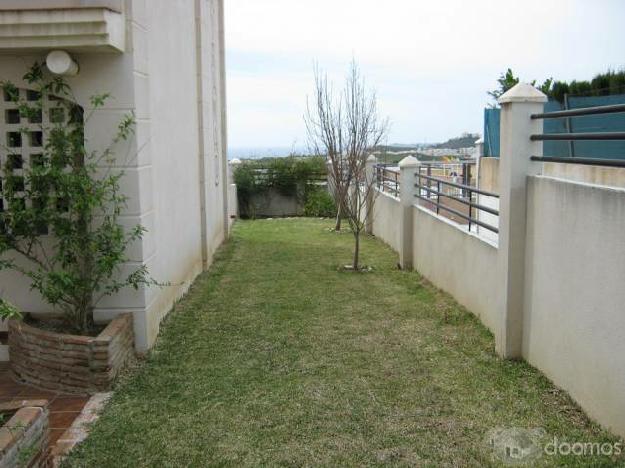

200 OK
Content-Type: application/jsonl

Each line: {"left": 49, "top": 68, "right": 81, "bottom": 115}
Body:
{"left": 371, "top": 190, "right": 402, "bottom": 253}
{"left": 134, "top": 0, "right": 204, "bottom": 349}
{"left": 523, "top": 175, "right": 625, "bottom": 438}
{"left": 412, "top": 206, "right": 500, "bottom": 334}
{"left": 476, "top": 157, "right": 500, "bottom": 244}
{"left": 542, "top": 161, "right": 625, "bottom": 189}
{"left": 0, "top": 47, "right": 142, "bottom": 312}
{"left": 0, "top": 0, "right": 228, "bottom": 354}
{"left": 197, "top": 0, "right": 228, "bottom": 263}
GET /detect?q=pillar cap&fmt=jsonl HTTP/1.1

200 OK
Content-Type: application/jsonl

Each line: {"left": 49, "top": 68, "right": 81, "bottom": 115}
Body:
{"left": 498, "top": 83, "right": 547, "bottom": 104}
{"left": 398, "top": 155, "right": 420, "bottom": 168}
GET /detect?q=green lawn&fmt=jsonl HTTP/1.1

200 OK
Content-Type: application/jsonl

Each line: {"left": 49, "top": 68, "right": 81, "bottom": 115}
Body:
{"left": 67, "top": 219, "right": 623, "bottom": 467}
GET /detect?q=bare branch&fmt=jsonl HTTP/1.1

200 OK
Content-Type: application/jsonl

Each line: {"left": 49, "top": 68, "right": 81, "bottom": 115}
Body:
{"left": 305, "top": 60, "right": 388, "bottom": 269}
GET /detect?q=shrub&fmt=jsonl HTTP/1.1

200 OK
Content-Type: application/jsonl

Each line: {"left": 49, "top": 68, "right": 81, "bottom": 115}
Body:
{"left": 0, "top": 63, "right": 158, "bottom": 334}
{"left": 233, "top": 156, "right": 327, "bottom": 218}
{"left": 303, "top": 188, "right": 336, "bottom": 217}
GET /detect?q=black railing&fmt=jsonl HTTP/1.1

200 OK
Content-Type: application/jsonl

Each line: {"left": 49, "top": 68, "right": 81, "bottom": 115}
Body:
{"left": 419, "top": 161, "right": 476, "bottom": 189}
{"left": 530, "top": 132, "right": 625, "bottom": 141}
{"left": 529, "top": 156, "right": 625, "bottom": 168}
{"left": 375, "top": 165, "right": 399, "bottom": 196}
{"left": 530, "top": 103, "right": 625, "bottom": 149}
{"left": 531, "top": 103, "right": 625, "bottom": 120}
{"left": 414, "top": 172, "right": 500, "bottom": 234}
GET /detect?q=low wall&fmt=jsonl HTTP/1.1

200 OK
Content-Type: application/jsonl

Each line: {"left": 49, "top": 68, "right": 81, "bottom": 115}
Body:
{"left": 370, "top": 157, "right": 625, "bottom": 438}
{"left": 9, "top": 313, "right": 134, "bottom": 394}
{"left": 478, "top": 157, "right": 499, "bottom": 192}
{"left": 412, "top": 206, "right": 500, "bottom": 334}
{"left": 371, "top": 190, "right": 401, "bottom": 252}
{"left": 542, "top": 161, "right": 625, "bottom": 188}
{"left": 245, "top": 189, "right": 302, "bottom": 218}
{"left": 524, "top": 175, "right": 625, "bottom": 437}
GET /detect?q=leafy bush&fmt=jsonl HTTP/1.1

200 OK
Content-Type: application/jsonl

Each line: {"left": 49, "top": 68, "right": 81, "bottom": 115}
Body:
{"left": 233, "top": 156, "right": 327, "bottom": 218}
{"left": 490, "top": 68, "right": 625, "bottom": 105}
{"left": 303, "top": 188, "right": 336, "bottom": 217}
{"left": 0, "top": 298, "right": 21, "bottom": 321}
{"left": 0, "top": 63, "right": 158, "bottom": 333}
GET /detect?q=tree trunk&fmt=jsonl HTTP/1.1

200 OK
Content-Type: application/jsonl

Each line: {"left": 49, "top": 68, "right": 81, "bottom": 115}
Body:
{"left": 74, "top": 150, "right": 94, "bottom": 335}
{"left": 334, "top": 204, "right": 342, "bottom": 231}
{"left": 352, "top": 231, "right": 360, "bottom": 270}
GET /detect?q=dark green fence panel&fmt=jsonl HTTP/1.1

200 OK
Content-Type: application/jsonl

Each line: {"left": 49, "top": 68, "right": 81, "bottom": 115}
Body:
{"left": 483, "top": 94, "right": 625, "bottom": 159}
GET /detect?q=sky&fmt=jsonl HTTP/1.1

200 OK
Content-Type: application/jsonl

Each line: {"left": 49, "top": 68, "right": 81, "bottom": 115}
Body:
{"left": 225, "top": 0, "right": 625, "bottom": 151}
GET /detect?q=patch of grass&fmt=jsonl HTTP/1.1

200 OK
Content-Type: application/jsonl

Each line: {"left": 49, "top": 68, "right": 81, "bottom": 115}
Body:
{"left": 66, "top": 219, "right": 623, "bottom": 467}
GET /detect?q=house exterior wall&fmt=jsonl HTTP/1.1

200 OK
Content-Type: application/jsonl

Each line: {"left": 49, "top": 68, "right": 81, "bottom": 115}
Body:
{"left": 0, "top": 0, "right": 228, "bottom": 354}
{"left": 0, "top": 1, "right": 122, "bottom": 12}
{"left": 197, "top": 0, "right": 228, "bottom": 264}
{"left": 523, "top": 175, "right": 625, "bottom": 438}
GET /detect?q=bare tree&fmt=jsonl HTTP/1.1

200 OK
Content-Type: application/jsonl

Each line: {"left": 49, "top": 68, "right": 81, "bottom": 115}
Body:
{"left": 305, "top": 61, "right": 388, "bottom": 270}
{"left": 305, "top": 64, "right": 346, "bottom": 231}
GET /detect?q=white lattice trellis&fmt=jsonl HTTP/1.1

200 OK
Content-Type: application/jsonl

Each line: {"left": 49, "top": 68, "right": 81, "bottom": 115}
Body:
{"left": 0, "top": 88, "right": 80, "bottom": 333}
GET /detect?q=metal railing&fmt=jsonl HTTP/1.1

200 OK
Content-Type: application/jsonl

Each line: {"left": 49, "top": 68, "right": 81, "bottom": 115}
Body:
{"left": 250, "top": 168, "right": 327, "bottom": 185}
{"left": 375, "top": 164, "right": 399, "bottom": 196}
{"left": 418, "top": 161, "right": 476, "bottom": 193}
{"left": 414, "top": 172, "right": 500, "bottom": 234}
{"left": 530, "top": 103, "right": 625, "bottom": 162}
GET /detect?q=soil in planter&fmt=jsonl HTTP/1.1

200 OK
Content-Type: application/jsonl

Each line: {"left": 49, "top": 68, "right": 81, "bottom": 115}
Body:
{"left": 23, "top": 314, "right": 105, "bottom": 337}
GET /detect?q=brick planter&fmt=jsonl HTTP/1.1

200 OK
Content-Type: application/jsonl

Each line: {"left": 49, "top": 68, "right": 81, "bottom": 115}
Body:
{"left": 0, "top": 400, "right": 49, "bottom": 468}
{"left": 8, "top": 314, "right": 134, "bottom": 394}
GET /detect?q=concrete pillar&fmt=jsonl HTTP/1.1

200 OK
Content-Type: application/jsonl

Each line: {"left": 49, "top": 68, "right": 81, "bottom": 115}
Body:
{"left": 365, "top": 154, "right": 377, "bottom": 235}
{"left": 474, "top": 138, "right": 484, "bottom": 159}
{"left": 398, "top": 156, "right": 420, "bottom": 270}
{"left": 496, "top": 83, "right": 547, "bottom": 359}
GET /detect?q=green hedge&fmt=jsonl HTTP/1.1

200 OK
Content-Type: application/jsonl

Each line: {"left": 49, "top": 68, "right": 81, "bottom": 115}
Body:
{"left": 233, "top": 156, "right": 332, "bottom": 218}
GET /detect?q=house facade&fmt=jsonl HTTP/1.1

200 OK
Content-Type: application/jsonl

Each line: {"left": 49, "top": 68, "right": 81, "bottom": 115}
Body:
{"left": 0, "top": 0, "right": 229, "bottom": 355}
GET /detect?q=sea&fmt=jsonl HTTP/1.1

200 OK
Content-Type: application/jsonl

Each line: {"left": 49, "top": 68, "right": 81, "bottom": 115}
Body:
{"left": 228, "top": 146, "right": 307, "bottom": 160}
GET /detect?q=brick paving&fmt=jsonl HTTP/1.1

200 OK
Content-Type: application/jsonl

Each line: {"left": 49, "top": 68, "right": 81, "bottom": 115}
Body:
{"left": 0, "top": 362, "right": 89, "bottom": 456}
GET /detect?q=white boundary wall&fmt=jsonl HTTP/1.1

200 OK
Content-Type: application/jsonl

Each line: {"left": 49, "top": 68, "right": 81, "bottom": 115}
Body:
{"left": 368, "top": 84, "right": 625, "bottom": 438}
{"left": 524, "top": 175, "right": 625, "bottom": 436}
{"left": 371, "top": 191, "right": 402, "bottom": 253}
{"left": 412, "top": 207, "right": 500, "bottom": 333}
{"left": 371, "top": 165, "right": 625, "bottom": 438}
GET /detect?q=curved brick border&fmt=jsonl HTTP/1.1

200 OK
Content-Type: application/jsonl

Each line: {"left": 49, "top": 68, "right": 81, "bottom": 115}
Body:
{"left": 8, "top": 314, "right": 134, "bottom": 394}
